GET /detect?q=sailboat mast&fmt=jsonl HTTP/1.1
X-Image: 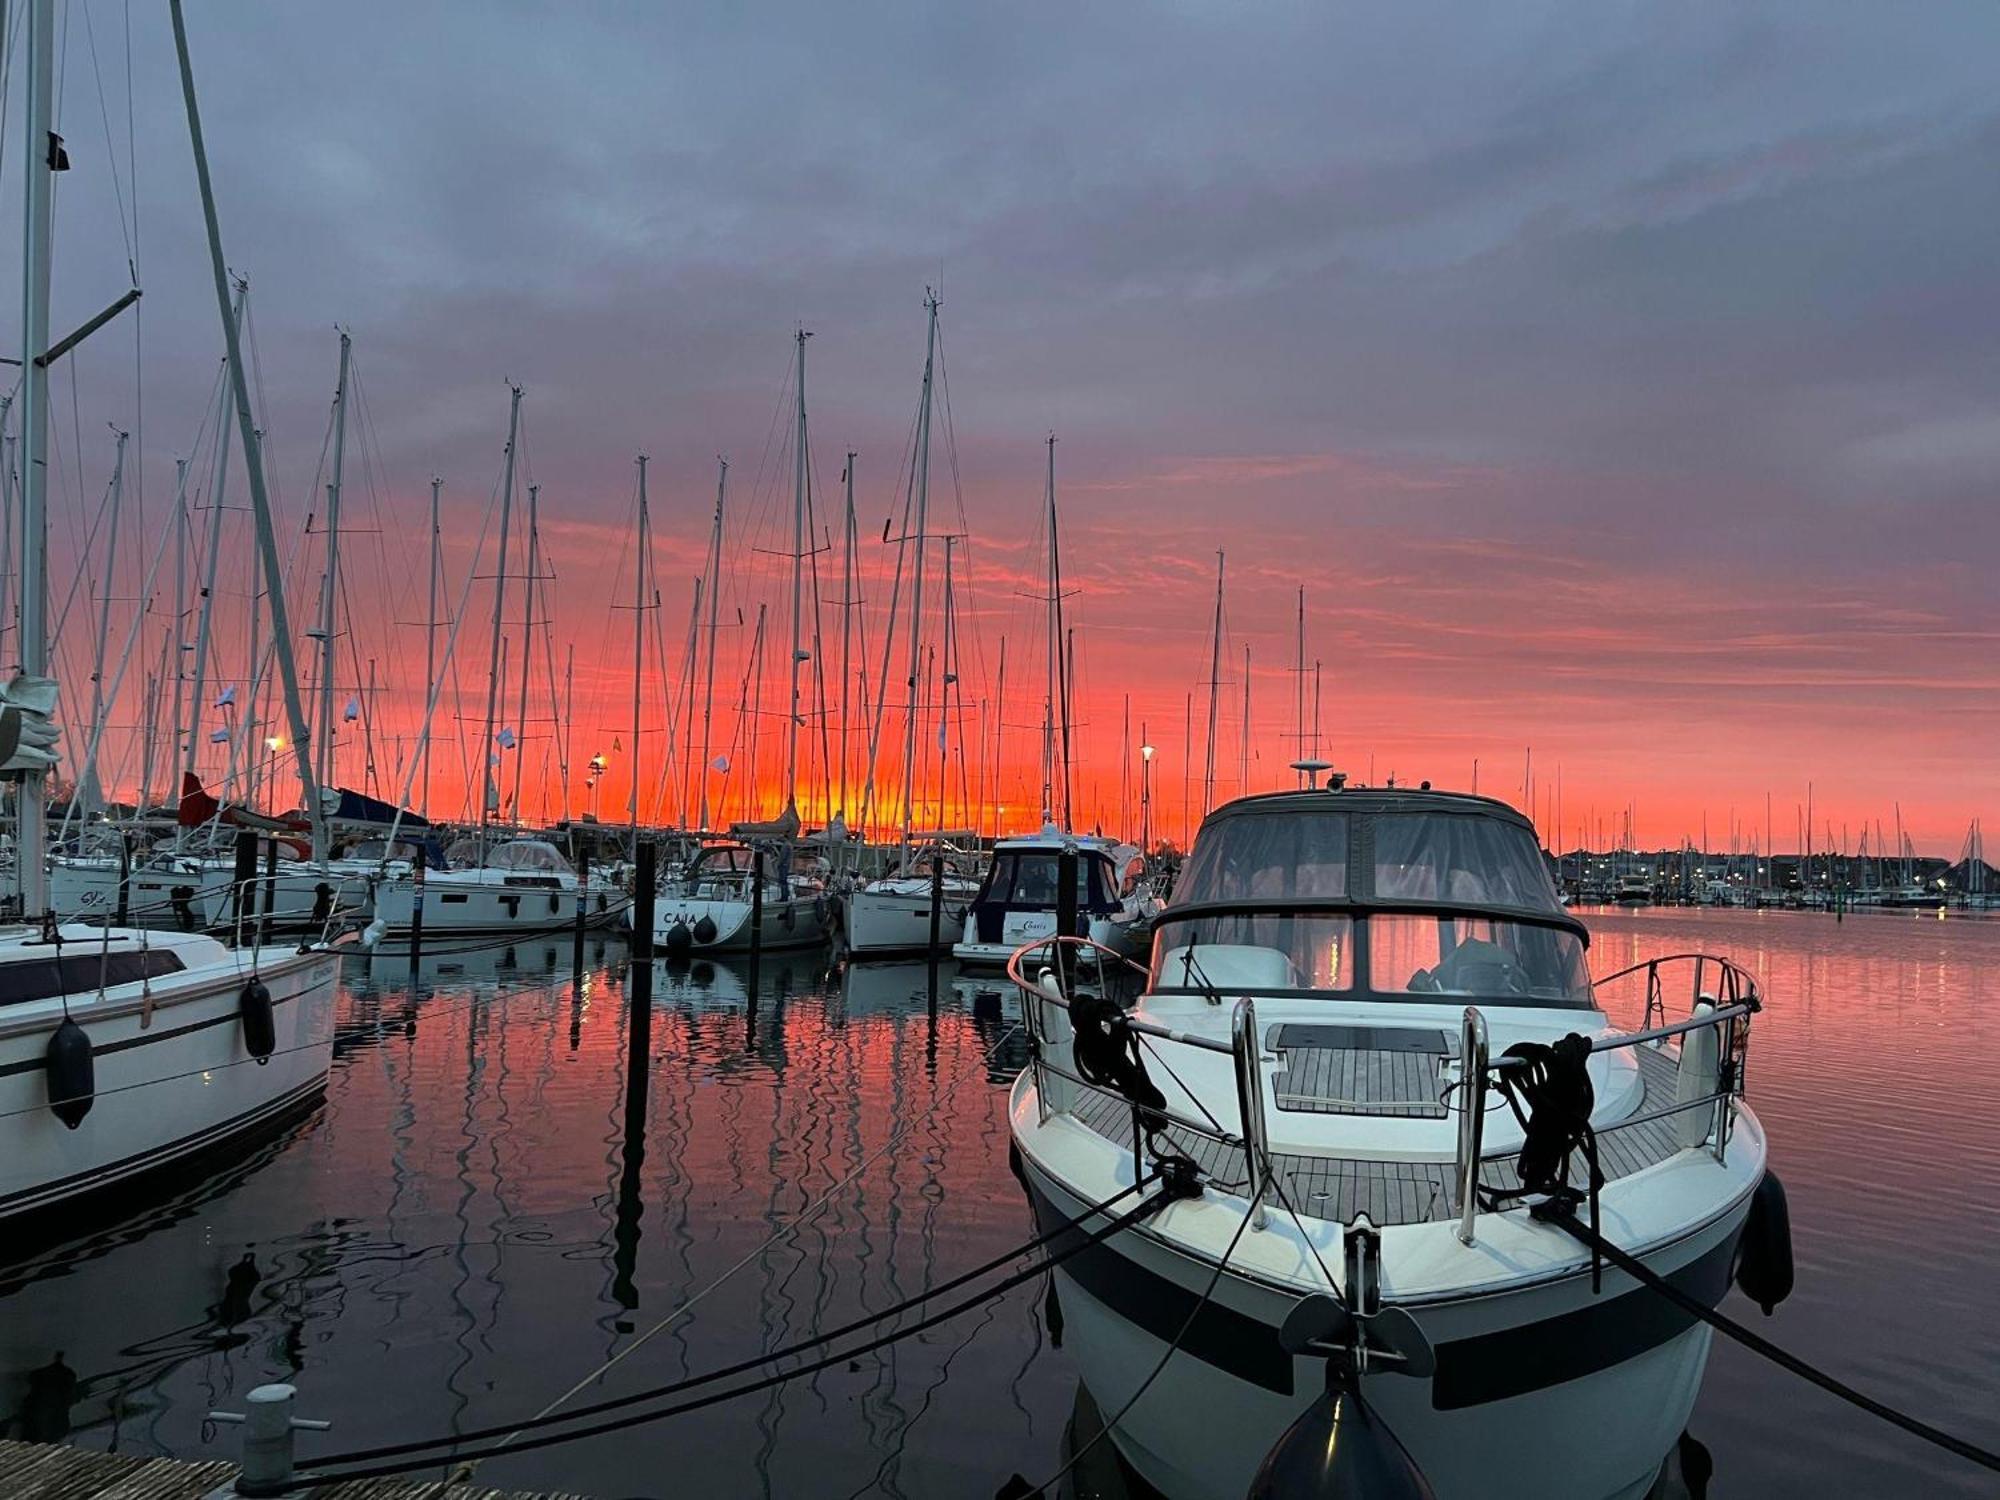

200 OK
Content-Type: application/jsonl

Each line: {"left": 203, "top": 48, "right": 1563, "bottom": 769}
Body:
{"left": 787, "top": 328, "right": 811, "bottom": 805}
{"left": 939, "top": 536, "right": 956, "bottom": 827}
{"left": 477, "top": 383, "right": 522, "bottom": 833}
{"left": 631, "top": 456, "right": 649, "bottom": 847}
{"left": 14, "top": 0, "right": 54, "bottom": 912}
{"left": 898, "top": 292, "right": 939, "bottom": 847}
{"left": 698, "top": 458, "right": 726, "bottom": 830}
{"left": 514, "top": 481, "right": 540, "bottom": 822}
{"left": 1239, "top": 642, "right": 1251, "bottom": 794}
{"left": 423, "top": 476, "right": 440, "bottom": 815}
{"left": 159, "top": 462, "right": 191, "bottom": 815}
{"left": 316, "top": 332, "right": 351, "bottom": 799}
{"left": 182, "top": 277, "right": 246, "bottom": 810}
{"left": 1041, "top": 435, "right": 1057, "bottom": 823}
{"left": 839, "top": 450, "right": 855, "bottom": 819}
{"left": 84, "top": 428, "right": 128, "bottom": 808}
{"left": 1203, "top": 551, "right": 1224, "bottom": 813}
{"left": 173, "top": 0, "right": 328, "bottom": 861}
{"left": 1294, "top": 586, "right": 1306, "bottom": 786}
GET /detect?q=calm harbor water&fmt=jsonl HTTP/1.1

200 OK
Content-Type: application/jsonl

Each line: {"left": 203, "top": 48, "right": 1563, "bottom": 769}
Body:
{"left": 2, "top": 907, "right": 1996, "bottom": 1497}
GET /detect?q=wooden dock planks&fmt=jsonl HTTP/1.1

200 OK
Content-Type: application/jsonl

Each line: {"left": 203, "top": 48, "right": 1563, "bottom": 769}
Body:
{"left": 0, "top": 1440, "right": 594, "bottom": 1500}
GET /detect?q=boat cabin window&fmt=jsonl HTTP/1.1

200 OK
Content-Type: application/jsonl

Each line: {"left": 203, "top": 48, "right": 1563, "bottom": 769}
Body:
{"left": 1370, "top": 914, "right": 1591, "bottom": 1003}
{"left": 1173, "top": 812, "right": 1348, "bottom": 904}
{"left": 1151, "top": 914, "right": 1353, "bottom": 993}
{"left": 1373, "top": 814, "right": 1558, "bottom": 910}
{"left": 0, "top": 949, "right": 187, "bottom": 1006}
{"left": 983, "top": 851, "right": 1112, "bottom": 908}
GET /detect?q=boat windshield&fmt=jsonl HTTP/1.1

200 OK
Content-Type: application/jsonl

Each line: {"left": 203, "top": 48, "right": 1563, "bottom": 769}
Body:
{"left": 1173, "top": 812, "right": 1348, "bottom": 903}
{"left": 1370, "top": 914, "right": 1591, "bottom": 1003}
{"left": 982, "top": 850, "right": 1113, "bottom": 909}
{"left": 1374, "top": 814, "right": 1561, "bottom": 910}
{"left": 1150, "top": 911, "right": 1590, "bottom": 1004}
{"left": 1152, "top": 914, "right": 1354, "bottom": 993}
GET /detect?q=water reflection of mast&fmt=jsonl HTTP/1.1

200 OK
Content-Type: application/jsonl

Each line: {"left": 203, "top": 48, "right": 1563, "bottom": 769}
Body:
{"left": 611, "top": 934, "right": 655, "bottom": 1313}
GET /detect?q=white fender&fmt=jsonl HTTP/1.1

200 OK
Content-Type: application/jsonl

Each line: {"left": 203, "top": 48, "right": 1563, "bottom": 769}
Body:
{"left": 1674, "top": 997, "right": 1719, "bottom": 1149}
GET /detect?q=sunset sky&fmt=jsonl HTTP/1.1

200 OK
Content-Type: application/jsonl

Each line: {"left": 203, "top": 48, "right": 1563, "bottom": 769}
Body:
{"left": 17, "top": 2, "right": 1998, "bottom": 854}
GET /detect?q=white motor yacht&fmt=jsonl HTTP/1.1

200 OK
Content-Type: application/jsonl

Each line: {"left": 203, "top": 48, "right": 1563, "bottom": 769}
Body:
{"left": 0, "top": 923, "right": 342, "bottom": 1224}
{"left": 953, "top": 827, "right": 1154, "bottom": 968}
{"left": 370, "top": 838, "right": 629, "bottom": 935}
{"left": 1006, "top": 783, "right": 1788, "bottom": 1500}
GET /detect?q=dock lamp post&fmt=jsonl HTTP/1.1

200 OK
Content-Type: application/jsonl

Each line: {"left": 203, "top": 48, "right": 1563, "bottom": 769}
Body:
{"left": 1141, "top": 741, "right": 1155, "bottom": 853}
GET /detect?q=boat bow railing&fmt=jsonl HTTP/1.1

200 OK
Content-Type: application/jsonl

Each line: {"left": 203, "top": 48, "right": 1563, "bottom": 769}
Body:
{"left": 1006, "top": 935, "right": 1276, "bottom": 1224}
{"left": 1454, "top": 952, "right": 1761, "bottom": 1246}
{"left": 1007, "top": 938, "right": 1760, "bottom": 1249}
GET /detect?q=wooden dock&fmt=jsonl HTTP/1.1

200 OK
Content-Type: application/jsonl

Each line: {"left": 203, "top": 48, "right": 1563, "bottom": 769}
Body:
{"left": 0, "top": 1440, "right": 592, "bottom": 1499}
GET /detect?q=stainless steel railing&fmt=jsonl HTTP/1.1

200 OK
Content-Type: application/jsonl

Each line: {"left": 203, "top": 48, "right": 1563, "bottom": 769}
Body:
{"left": 1006, "top": 935, "right": 1272, "bottom": 1227}
{"left": 1452, "top": 952, "right": 1760, "bottom": 1245}
{"left": 1009, "top": 938, "right": 1760, "bottom": 1252}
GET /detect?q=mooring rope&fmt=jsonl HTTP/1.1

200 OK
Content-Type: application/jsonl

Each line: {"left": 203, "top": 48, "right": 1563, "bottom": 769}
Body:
{"left": 1543, "top": 1202, "right": 2000, "bottom": 1475}
{"left": 298, "top": 1173, "right": 1188, "bottom": 1485}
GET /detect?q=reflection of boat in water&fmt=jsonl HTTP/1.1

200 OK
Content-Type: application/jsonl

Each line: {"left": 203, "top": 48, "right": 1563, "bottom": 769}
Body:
{"left": 1009, "top": 784, "right": 1786, "bottom": 1500}
{"left": 839, "top": 956, "right": 958, "bottom": 1016}
{"left": 347, "top": 930, "right": 620, "bottom": 991}
{"left": 649, "top": 951, "right": 826, "bottom": 1007}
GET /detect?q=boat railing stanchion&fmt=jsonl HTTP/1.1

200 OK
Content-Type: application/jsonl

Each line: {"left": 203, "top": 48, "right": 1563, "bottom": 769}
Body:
{"left": 1455, "top": 1006, "right": 1489, "bottom": 1246}
{"left": 1230, "top": 997, "right": 1268, "bottom": 1231}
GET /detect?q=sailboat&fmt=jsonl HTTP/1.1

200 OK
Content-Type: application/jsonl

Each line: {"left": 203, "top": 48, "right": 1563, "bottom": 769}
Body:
{"left": 843, "top": 295, "right": 987, "bottom": 957}
{"left": 656, "top": 330, "right": 829, "bottom": 956}
{"left": 952, "top": 436, "right": 1155, "bottom": 967}
{"left": 368, "top": 387, "right": 627, "bottom": 936}
{"left": 1, "top": 0, "right": 342, "bottom": 1227}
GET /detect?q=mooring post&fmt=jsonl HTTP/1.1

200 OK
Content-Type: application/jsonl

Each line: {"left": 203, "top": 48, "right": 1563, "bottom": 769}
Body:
{"left": 927, "top": 847, "right": 946, "bottom": 1001}
{"left": 750, "top": 847, "right": 766, "bottom": 961}
{"left": 260, "top": 837, "right": 278, "bottom": 945}
{"left": 207, "top": 1382, "right": 330, "bottom": 1498}
{"left": 114, "top": 833, "right": 131, "bottom": 925}
{"left": 231, "top": 829, "right": 258, "bottom": 939}
{"left": 1055, "top": 843, "right": 1079, "bottom": 996}
{"left": 408, "top": 845, "right": 426, "bottom": 978}
{"left": 627, "top": 843, "right": 656, "bottom": 1128}
{"left": 574, "top": 845, "right": 590, "bottom": 977}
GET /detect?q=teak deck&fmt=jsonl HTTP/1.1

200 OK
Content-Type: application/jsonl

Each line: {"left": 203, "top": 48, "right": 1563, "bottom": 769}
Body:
{"left": 1073, "top": 1037, "right": 1698, "bottom": 1225}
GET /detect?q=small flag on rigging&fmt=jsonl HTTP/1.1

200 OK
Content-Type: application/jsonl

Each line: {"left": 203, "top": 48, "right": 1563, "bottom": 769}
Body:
{"left": 497, "top": 727, "right": 518, "bottom": 750}
{"left": 215, "top": 685, "right": 235, "bottom": 708}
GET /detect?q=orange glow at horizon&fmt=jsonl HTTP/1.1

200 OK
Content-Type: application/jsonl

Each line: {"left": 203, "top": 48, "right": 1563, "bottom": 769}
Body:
{"left": 60, "top": 447, "right": 1996, "bottom": 860}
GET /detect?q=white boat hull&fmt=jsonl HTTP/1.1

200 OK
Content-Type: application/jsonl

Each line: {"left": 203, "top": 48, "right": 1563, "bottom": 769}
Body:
{"left": 1017, "top": 1152, "right": 1747, "bottom": 1500}
{"left": 654, "top": 892, "right": 830, "bottom": 953}
{"left": 953, "top": 911, "right": 1142, "bottom": 968}
{"left": 371, "top": 875, "right": 629, "bottom": 935}
{"left": 0, "top": 945, "right": 339, "bottom": 1222}
{"left": 49, "top": 858, "right": 229, "bottom": 930}
{"left": 844, "top": 880, "right": 971, "bottom": 957}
